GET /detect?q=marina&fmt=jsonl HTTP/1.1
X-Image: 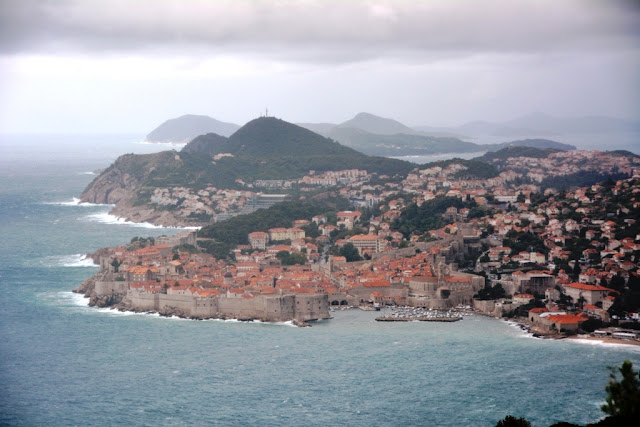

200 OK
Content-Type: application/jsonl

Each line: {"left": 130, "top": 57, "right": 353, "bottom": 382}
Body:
{"left": 375, "top": 307, "right": 470, "bottom": 322}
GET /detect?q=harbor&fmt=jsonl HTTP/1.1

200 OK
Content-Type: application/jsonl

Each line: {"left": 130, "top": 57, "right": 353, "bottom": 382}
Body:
{"left": 375, "top": 307, "right": 471, "bottom": 322}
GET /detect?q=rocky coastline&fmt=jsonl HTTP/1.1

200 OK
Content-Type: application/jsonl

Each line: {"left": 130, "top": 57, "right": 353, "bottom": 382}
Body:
{"left": 108, "top": 201, "right": 203, "bottom": 228}
{"left": 503, "top": 316, "right": 640, "bottom": 346}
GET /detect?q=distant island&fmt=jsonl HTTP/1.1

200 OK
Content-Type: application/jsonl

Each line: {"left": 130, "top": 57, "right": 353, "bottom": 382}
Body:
{"left": 145, "top": 114, "right": 241, "bottom": 143}
{"left": 298, "top": 112, "right": 577, "bottom": 156}
{"left": 144, "top": 112, "right": 578, "bottom": 156}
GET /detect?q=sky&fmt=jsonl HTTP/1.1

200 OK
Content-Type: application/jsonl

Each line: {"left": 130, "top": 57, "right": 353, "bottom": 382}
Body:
{"left": 0, "top": 0, "right": 639, "bottom": 133}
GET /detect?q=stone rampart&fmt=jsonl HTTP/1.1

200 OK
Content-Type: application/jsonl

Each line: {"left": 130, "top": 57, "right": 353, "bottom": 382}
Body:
{"left": 95, "top": 281, "right": 129, "bottom": 296}
{"left": 122, "top": 287, "right": 329, "bottom": 322}
{"left": 473, "top": 299, "right": 497, "bottom": 314}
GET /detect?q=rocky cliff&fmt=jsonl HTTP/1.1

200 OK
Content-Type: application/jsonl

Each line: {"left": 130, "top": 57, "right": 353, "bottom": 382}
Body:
{"left": 79, "top": 151, "right": 181, "bottom": 204}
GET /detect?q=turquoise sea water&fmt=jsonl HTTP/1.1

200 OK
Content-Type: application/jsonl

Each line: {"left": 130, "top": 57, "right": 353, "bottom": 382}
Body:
{"left": 1, "top": 135, "right": 640, "bottom": 426}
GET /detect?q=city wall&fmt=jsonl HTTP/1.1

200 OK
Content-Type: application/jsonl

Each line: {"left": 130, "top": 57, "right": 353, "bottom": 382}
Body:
{"left": 123, "top": 288, "right": 329, "bottom": 322}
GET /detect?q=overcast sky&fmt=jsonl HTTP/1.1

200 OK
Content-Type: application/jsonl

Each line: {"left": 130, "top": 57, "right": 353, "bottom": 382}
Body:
{"left": 0, "top": 0, "right": 638, "bottom": 133}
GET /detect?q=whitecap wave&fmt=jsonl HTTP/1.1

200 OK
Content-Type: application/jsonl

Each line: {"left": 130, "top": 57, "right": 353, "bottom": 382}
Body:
{"left": 64, "top": 291, "right": 90, "bottom": 307}
{"left": 569, "top": 338, "right": 640, "bottom": 351}
{"left": 504, "top": 320, "right": 537, "bottom": 339}
{"left": 84, "top": 212, "right": 166, "bottom": 229}
{"left": 60, "top": 254, "right": 97, "bottom": 267}
{"left": 38, "top": 254, "right": 98, "bottom": 268}
{"left": 84, "top": 212, "right": 199, "bottom": 230}
{"left": 45, "top": 197, "right": 113, "bottom": 207}
{"left": 77, "top": 305, "right": 299, "bottom": 325}
{"left": 77, "top": 171, "right": 97, "bottom": 175}
{"left": 94, "top": 307, "right": 161, "bottom": 317}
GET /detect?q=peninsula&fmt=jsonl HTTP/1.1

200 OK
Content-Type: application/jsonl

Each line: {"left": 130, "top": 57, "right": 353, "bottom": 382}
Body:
{"left": 75, "top": 115, "right": 640, "bottom": 338}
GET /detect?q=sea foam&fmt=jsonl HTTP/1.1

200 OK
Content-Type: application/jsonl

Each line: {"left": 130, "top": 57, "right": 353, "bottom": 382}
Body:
{"left": 569, "top": 338, "right": 640, "bottom": 351}
{"left": 60, "top": 253, "right": 97, "bottom": 267}
{"left": 46, "top": 197, "right": 113, "bottom": 207}
{"left": 38, "top": 254, "right": 98, "bottom": 268}
{"left": 84, "top": 212, "right": 199, "bottom": 230}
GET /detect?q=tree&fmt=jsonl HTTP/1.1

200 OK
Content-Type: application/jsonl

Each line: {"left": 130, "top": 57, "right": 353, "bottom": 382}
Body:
{"left": 474, "top": 283, "right": 507, "bottom": 300}
{"left": 276, "top": 250, "right": 307, "bottom": 266}
{"left": 601, "top": 360, "right": 640, "bottom": 418}
{"left": 339, "top": 243, "right": 362, "bottom": 262}
{"left": 110, "top": 258, "right": 122, "bottom": 273}
{"left": 495, "top": 415, "right": 531, "bottom": 427}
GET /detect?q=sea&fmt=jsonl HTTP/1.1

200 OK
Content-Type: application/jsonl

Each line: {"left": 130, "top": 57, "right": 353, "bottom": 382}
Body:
{"left": 1, "top": 134, "right": 640, "bottom": 427}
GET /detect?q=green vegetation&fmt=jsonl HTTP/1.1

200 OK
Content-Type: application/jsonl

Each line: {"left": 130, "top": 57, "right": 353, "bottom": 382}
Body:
{"left": 579, "top": 317, "right": 605, "bottom": 333}
{"left": 129, "top": 117, "right": 416, "bottom": 195}
{"left": 601, "top": 360, "right": 640, "bottom": 418}
{"left": 540, "top": 171, "right": 629, "bottom": 191}
{"left": 488, "top": 138, "right": 575, "bottom": 151}
{"left": 608, "top": 273, "right": 640, "bottom": 318}
{"left": 172, "top": 244, "right": 197, "bottom": 254}
{"left": 474, "top": 283, "right": 508, "bottom": 300}
{"left": 198, "top": 196, "right": 350, "bottom": 259}
{"left": 501, "top": 361, "right": 640, "bottom": 426}
{"left": 127, "top": 236, "right": 155, "bottom": 250}
{"left": 502, "top": 230, "right": 547, "bottom": 256}
{"left": 276, "top": 250, "right": 307, "bottom": 265}
{"left": 110, "top": 258, "right": 122, "bottom": 273}
{"left": 89, "top": 117, "right": 417, "bottom": 206}
{"left": 494, "top": 415, "right": 531, "bottom": 427}
{"left": 391, "top": 196, "right": 469, "bottom": 238}
{"left": 339, "top": 243, "right": 363, "bottom": 262}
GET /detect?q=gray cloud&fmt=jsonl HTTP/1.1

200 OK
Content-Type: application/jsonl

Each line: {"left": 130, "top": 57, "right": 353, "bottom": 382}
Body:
{"left": 1, "top": 0, "right": 638, "bottom": 62}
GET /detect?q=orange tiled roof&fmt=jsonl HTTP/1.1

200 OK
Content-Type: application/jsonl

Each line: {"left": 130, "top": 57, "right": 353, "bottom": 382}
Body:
{"left": 566, "top": 282, "right": 613, "bottom": 292}
{"left": 546, "top": 314, "right": 587, "bottom": 324}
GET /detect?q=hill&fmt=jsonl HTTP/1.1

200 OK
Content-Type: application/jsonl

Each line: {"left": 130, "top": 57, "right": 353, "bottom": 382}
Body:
{"left": 336, "top": 112, "right": 418, "bottom": 135}
{"left": 177, "top": 117, "right": 414, "bottom": 180}
{"left": 181, "top": 133, "right": 228, "bottom": 155}
{"left": 82, "top": 117, "right": 415, "bottom": 208}
{"left": 294, "top": 122, "right": 335, "bottom": 137}
{"left": 483, "top": 139, "right": 575, "bottom": 152}
{"left": 195, "top": 117, "right": 360, "bottom": 158}
{"left": 145, "top": 114, "right": 241, "bottom": 143}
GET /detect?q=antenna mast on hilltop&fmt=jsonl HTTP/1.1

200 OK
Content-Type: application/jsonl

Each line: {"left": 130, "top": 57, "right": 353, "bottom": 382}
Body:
{"left": 265, "top": 107, "right": 269, "bottom": 117}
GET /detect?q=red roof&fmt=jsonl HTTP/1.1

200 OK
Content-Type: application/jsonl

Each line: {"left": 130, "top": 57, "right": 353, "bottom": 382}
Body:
{"left": 546, "top": 314, "right": 587, "bottom": 324}
{"left": 566, "top": 282, "right": 613, "bottom": 292}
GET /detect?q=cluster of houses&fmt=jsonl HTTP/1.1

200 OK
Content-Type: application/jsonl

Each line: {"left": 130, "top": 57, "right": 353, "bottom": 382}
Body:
{"left": 467, "top": 175, "right": 640, "bottom": 336}
{"left": 83, "top": 148, "right": 640, "bottom": 332}
{"left": 251, "top": 169, "right": 370, "bottom": 189}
